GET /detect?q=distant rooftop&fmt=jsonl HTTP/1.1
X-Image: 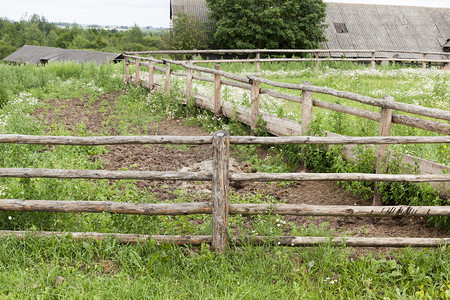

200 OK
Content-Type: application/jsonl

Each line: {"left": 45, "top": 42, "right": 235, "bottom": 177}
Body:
{"left": 3, "top": 45, "right": 123, "bottom": 65}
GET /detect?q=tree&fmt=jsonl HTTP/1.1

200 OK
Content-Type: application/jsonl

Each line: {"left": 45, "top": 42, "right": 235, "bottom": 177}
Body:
{"left": 165, "top": 12, "right": 210, "bottom": 50}
{"left": 206, "top": 0, "right": 327, "bottom": 49}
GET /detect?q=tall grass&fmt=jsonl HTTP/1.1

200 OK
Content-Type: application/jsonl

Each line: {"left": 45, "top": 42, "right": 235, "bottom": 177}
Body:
{"left": 0, "top": 61, "right": 448, "bottom": 298}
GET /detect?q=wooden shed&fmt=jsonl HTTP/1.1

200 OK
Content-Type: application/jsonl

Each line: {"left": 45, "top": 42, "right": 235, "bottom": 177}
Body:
{"left": 3, "top": 45, "right": 123, "bottom": 65}
{"left": 169, "top": 1, "right": 450, "bottom": 59}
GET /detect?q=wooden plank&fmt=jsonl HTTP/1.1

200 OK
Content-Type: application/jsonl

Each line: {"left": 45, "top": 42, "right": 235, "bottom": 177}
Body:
{"left": 165, "top": 62, "right": 171, "bottom": 95}
{"left": 185, "top": 63, "right": 193, "bottom": 105}
{"left": 247, "top": 75, "right": 450, "bottom": 121}
{"left": 2, "top": 231, "right": 448, "bottom": 247}
{"left": 214, "top": 65, "right": 221, "bottom": 117}
{"left": 0, "top": 199, "right": 212, "bottom": 215}
{"left": 250, "top": 79, "right": 260, "bottom": 136}
{"left": 301, "top": 81, "right": 313, "bottom": 135}
{"left": 135, "top": 58, "right": 140, "bottom": 87}
{"left": 2, "top": 199, "right": 449, "bottom": 217}
{"left": 0, "top": 231, "right": 211, "bottom": 245}
{"left": 237, "top": 236, "right": 450, "bottom": 247}
{"left": 374, "top": 95, "right": 393, "bottom": 206}
{"left": 229, "top": 204, "right": 450, "bottom": 217}
{"left": 0, "top": 168, "right": 212, "bottom": 181}
{"left": 229, "top": 173, "right": 450, "bottom": 183}
{"left": 0, "top": 135, "right": 214, "bottom": 145}
{"left": 148, "top": 60, "right": 154, "bottom": 89}
{"left": 212, "top": 131, "right": 230, "bottom": 253}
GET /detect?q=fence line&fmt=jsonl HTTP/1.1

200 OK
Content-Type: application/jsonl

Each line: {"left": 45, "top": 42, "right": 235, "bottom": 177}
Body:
{"left": 1, "top": 131, "right": 449, "bottom": 251}
{"left": 123, "top": 51, "right": 450, "bottom": 202}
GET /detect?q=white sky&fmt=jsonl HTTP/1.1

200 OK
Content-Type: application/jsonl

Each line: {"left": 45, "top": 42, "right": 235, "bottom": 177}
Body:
{"left": 0, "top": 0, "right": 449, "bottom": 28}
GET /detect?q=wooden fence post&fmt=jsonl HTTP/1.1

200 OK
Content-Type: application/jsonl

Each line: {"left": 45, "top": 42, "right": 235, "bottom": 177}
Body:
{"left": 185, "top": 62, "right": 193, "bottom": 105}
{"left": 212, "top": 130, "right": 230, "bottom": 254}
{"left": 214, "top": 64, "right": 222, "bottom": 117}
{"left": 373, "top": 95, "right": 393, "bottom": 206}
{"left": 422, "top": 54, "right": 427, "bottom": 70}
{"left": 371, "top": 52, "right": 376, "bottom": 69}
{"left": 315, "top": 53, "right": 319, "bottom": 70}
{"left": 250, "top": 79, "right": 260, "bottom": 136}
{"left": 135, "top": 57, "right": 140, "bottom": 87}
{"left": 256, "top": 52, "right": 261, "bottom": 72}
{"left": 148, "top": 59, "right": 154, "bottom": 90}
{"left": 301, "top": 81, "right": 313, "bottom": 135}
{"left": 124, "top": 57, "right": 130, "bottom": 83}
{"left": 165, "top": 62, "right": 171, "bottom": 95}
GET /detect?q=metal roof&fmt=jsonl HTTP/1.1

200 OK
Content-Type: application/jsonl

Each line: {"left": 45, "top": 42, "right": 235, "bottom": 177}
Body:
{"left": 3, "top": 45, "right": 123, "bottom": 65}
{"left": 170, "top": 0, "right": 210, "bottom": 23}
{"left": 169, "top": 1, "right": 450, "bottom": 58}
{"left": 324, "top": 3, "right": 450, "bottom": 59}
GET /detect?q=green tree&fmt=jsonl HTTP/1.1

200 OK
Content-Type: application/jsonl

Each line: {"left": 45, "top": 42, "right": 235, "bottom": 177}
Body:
{"left": 164, "top": 12, "right": 210, "bottom": 50}
{"left": 206, "top": 0, "right": 327, "bottom": 49}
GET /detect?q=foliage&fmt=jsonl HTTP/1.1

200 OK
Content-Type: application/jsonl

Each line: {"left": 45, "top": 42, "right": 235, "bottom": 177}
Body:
{"left": 0, "top": 15, "right": 165, "bottom": 59}
{"left": 162, "top": 12, "right": 210, "bottom": 50}
{"left": 206, "top": 0, "right": 327, "bottom": 49}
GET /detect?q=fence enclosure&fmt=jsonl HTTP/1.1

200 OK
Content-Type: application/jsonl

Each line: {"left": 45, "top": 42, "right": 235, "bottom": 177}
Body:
{"left": 123, "top": 50, "right": 450, "bottom": 202}
{"left": 1, "top": 133, "right": 450, "bottom": 252}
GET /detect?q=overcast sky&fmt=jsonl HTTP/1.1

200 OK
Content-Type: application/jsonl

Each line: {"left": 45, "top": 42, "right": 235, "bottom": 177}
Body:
{"left": 1, "top": 0, "right": 449, "bottom": 28}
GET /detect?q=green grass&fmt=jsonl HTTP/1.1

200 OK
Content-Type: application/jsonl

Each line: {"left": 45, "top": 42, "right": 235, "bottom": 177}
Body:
{"left": 0, "top": 61, "right": 448, "bottom": 298}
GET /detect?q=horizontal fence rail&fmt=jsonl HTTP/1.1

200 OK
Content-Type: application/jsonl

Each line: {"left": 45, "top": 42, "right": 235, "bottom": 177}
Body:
{"left": 1, "top": 199, "right": 449, "bottom": 217}
{"left": 1, "top": 134, "right": 449, "bottom": 145}
{"left": 0, "top": 168, "right": 449, "bottom": 182}
{"left": 2, "top": 231, "right": 449, "bottom": 248}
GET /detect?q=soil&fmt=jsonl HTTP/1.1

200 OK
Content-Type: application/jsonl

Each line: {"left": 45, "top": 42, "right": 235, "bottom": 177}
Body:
{"left": 33, "top": 91, "right": 449, "bottom": 246}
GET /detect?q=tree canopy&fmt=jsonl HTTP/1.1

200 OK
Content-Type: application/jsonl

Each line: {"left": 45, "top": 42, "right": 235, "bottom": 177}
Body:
{"left": 162, "top": 12, "right": 210, "bottom": 50}
{"left": 206, "top": 0, "right": 327, "bottom": 49}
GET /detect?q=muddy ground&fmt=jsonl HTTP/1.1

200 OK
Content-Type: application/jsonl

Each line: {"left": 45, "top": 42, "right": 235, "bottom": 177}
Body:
{"left": 33, "top": 91, "right": 449, "bottom": 243}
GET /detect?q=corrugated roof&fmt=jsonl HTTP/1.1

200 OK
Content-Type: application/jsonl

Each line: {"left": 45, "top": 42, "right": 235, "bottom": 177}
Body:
{"left": 170, "top": 0, "right": 210, "bottom": 23}
{"left": 169, "top": 1, "right": 450, "bottom": 58}
{"left": 3, "top": 45, "right": 123, "bottom": 65}
{"left": 325, "top": 3, "right": 450, "bottom": 59}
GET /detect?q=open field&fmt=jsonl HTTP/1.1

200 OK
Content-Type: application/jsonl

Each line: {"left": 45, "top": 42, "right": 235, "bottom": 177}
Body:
{"left": 161, "top": 61, "right": 449, "bottom": 165}
{"left": 0, "top": 62, "right": 448, "bottom": 298}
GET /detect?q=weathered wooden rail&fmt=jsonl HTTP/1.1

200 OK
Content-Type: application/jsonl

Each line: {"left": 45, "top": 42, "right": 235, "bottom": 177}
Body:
{"left": 0, "top": 132, "right": 449, "bottom": 252}
{"left": 126, "top": 49, "right": 450, "bottom": 71}
{"left": 123, "top": 52, "right": 450, "bottom": 204}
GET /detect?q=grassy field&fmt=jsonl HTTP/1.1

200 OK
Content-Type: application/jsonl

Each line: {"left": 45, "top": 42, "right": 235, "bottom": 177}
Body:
{"left": 175, "top": 61, "right": 449, "bottom": 165}
{"left": 0, "top": 62, "right": 449, "bottom": 299}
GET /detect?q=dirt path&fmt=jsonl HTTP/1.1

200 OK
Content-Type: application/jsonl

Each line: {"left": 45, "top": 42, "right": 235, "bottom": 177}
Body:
{"left": 33, "top": 91, "right": 448, "bottom": 241}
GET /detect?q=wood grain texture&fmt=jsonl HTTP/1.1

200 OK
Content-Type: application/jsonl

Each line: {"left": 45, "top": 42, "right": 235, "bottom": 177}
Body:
{"left": 212, "top": 131, "right": 230, "bottom": 254}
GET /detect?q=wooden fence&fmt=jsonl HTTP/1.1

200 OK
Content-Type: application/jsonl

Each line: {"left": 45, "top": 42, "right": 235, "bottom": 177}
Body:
{"left": 123, "top": 53, "right": 450, "bottom": 204}
{"left": 125, "top": 49, "right": 450, "bottom": 71}
{"left": 1, "top": 133, "right": 450, "bottom": 252}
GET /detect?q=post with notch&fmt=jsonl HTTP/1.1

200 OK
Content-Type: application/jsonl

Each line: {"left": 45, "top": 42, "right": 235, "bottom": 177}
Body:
{"left": 124, "top": 57, "right": 130, "bottom": 83}
{"left": 165, "top": 62, "right": 171, "bottom": 95}
{"left": 212, "top": 130, "right": 230, "bottom": 254}
{"left": 373, "top": 95, "right": 393, "bottom": 206}
{"left": 185, "top": 62, "right": 193, "bottom": 105}
{"left": 214, "top": 64, "right": 222, "bottom": 117}
{"left": 301, "top": 81, "right": 313, "bottom": 135}
{"left": 135, "top": 56, "right": 140, "bottom": 87}
{"left": 250, "top": 78, "right": 260, "bottom": 136}
{"left": 148, "top": 57, "right": 154, "bottom": 90}
{"left": 371, "top": 52, "right": 376, "bottom": 69}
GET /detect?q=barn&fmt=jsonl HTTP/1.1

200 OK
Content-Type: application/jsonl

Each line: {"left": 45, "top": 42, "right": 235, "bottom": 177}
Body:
{"left": 3, "top": 45, "right": 123, "bottom": 65}
{"left": 170, "top": 0, "right": 450, "bottom": 59}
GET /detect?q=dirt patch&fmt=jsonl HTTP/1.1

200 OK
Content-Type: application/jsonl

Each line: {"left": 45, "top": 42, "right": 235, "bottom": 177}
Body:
{"left": 32, "top": 91, "right": 449, "bottom": 244}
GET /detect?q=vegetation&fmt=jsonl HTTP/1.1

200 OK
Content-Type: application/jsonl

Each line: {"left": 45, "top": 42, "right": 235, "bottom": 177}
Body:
{"left": 164, "top": 12, "right": 210, "bottom": 50}
{"left": 0, "top": 61, "right": 448, "bottom": 298}
{"left": 0, "top": 15, "right": 165, "bottom": 59}
{"left": 206, "top": 0, "right": 327, "bottom": 49}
